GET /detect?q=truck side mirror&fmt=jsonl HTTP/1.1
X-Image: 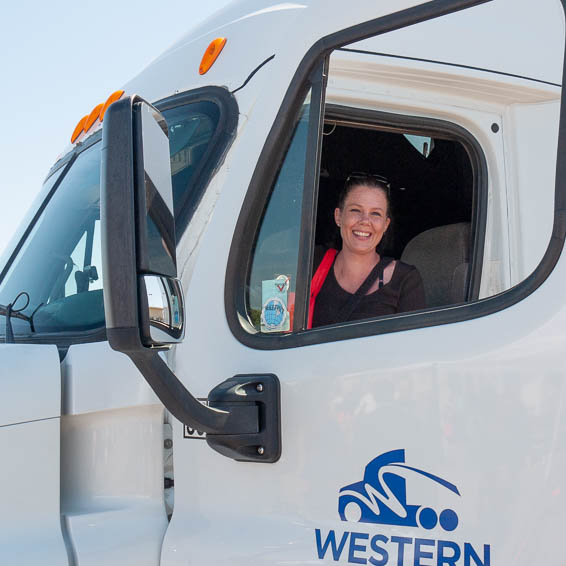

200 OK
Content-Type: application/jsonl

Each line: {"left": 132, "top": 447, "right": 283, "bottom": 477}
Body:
{"left": 101, "top": 97, "right": 184, "bottom": 349}
{"left": 100, "top": 95, "right": 280, "bottom": 463}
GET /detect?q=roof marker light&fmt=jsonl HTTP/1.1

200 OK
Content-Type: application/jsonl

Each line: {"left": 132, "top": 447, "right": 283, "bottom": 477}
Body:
{"left": 71, "top": 115, "right": 88, "bottom": 144}
{"left": 199, "top": 37, "right": 227, "bottom": 75}
{"left": 100, "top": 89, "right": 125, "bottom": 121}
{"left": 84, "top": 103, "right": 104, "bottom": 134}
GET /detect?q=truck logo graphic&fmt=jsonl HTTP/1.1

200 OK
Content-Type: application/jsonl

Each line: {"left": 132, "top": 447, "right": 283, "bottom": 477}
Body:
{"left": 338, "top": 449, "right": 460, "bottom": 531}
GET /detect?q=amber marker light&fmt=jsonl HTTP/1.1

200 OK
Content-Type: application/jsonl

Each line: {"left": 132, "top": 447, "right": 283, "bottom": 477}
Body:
{"left": 83, "top": 103, "right": 104, "bottom": 135}
{"left": 199, "top": 37, "right": 227, "bottom": 75}
{"left": 71, "top": 115, "right": 88, "bottom": 144}
{"left": 100, "top": 89, "right": 124, "bottom": 121}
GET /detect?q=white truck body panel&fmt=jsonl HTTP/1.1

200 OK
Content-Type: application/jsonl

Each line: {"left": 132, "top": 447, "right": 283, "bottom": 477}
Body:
{"left": 1, "top": 0, "right": 565, "bottom": 564}
{"left": 0, "top": 344, "right": 68, "bottom": 564}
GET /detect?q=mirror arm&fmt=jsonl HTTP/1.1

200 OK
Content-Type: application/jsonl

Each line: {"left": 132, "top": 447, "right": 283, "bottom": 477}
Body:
{"left": 126, "top": 347, "right": 259, "bottom": 435}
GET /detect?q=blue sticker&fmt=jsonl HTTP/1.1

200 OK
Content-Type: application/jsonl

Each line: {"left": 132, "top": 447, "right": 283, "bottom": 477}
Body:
{"left": 262, "top": 297, "right": 287, "bottom": 328}
{"left": 261, "top": 276, "right": 290, "bottom": 332}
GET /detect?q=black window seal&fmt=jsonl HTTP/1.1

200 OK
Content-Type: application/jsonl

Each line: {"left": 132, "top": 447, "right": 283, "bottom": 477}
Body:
{"left": 323, "top": 103, "right": 487, "bottom": 303}
{"left": 225, "top": 0, "right": 566, "bottom": 350}
{"left": 155, "top": 86, "right": 239, "bottom": 241}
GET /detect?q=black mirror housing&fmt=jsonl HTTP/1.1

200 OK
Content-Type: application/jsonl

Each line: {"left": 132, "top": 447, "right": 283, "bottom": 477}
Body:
{"left": 100, "top": 95, "right": 139, "bottom": 351}
{"left": 101, "top": 96, "right": 184, "bottom": 351}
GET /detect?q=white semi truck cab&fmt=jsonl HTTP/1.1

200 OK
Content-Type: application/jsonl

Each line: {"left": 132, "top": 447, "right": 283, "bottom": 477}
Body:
{"left": 1, "top": 0, "right": 566, "bottom": 564}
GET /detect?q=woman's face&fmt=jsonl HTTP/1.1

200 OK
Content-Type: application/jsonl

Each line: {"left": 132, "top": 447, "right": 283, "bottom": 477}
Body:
{"left": 334, "top": 185, "right": 390, "bottom": 255}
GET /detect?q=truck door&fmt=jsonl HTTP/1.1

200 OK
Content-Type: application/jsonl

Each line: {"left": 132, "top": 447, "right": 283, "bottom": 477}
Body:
{"left": 161, "top": 1, "right": 566, "bottom": 565}
{"left": 0, "top": 344, "right": 68, "bottom": 565}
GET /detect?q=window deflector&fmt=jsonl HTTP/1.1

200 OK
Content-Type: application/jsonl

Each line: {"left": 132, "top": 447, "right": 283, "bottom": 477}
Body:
{"left": 293, "top": 58, "right": 329, "bottom": 332}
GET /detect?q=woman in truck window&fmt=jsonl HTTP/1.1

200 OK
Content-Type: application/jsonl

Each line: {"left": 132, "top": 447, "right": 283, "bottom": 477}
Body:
{"left": 309, "top": 173, "right": 426, "bottom": 328}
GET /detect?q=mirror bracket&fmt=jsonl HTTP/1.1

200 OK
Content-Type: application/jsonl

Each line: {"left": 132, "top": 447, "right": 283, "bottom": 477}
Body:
{"left": 207, "top": 374, "right": 281, "bottom": 463}
{"left": 127, "top": 348, "right": 281, "bottom": 462}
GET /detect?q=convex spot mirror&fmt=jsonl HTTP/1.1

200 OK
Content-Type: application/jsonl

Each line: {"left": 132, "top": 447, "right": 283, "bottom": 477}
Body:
{"left": 101, "top": 95, "right": 185, "bottom": 351}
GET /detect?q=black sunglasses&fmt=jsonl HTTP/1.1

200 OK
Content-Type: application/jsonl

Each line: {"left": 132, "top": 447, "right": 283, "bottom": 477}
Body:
{"left": 345, "top": 172, "right": 391, "bottom": 191}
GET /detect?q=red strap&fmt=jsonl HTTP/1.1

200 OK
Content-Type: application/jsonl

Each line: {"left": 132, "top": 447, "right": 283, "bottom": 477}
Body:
{"left": 308, "top": 248, "right": 338, "bottom": 329}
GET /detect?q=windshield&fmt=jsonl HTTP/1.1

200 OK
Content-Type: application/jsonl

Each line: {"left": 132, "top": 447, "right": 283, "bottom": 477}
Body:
{"left": 0, "top": 99, "right": 221, "bottom": 339}
{"left": 0, "top": 143, "right": 102, "bottom": 335}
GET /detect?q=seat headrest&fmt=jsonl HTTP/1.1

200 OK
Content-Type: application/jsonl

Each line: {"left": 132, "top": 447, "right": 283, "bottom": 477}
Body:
{"left": 401, "top": 222, "right": 470, "bottom": 307}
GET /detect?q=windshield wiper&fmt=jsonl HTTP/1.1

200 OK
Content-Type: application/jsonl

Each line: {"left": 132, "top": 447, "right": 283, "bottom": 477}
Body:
{"left": 0, "top": 292, "right": 31, "bottom": 343}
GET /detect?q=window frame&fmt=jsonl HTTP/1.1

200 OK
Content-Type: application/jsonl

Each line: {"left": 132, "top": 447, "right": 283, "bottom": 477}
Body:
{"left": 155, "top": 86, "right": 239, "bottom": 241}
{"left": 225, "top": 0, "right": 566, "bottom": 350}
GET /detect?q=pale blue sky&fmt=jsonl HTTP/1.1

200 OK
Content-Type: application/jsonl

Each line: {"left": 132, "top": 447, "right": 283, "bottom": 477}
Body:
{"left": 0, "top": 0, "right": 232, "bottom": 254}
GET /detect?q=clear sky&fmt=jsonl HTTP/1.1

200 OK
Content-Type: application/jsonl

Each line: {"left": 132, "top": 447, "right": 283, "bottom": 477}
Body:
{"left": 0, "top": 0, "right": 232, "bottom": 256}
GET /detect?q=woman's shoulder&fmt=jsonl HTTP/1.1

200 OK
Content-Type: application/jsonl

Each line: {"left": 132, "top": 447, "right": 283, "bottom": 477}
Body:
{"left": 392, "top": 260, "right": 426, "bottom": 311}
{"left": 391, "top": 259, "right": 422, "bottom": 282}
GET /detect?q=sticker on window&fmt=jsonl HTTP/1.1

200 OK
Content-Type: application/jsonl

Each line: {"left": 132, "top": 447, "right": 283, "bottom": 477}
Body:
{"left": 261, "top": 275, "right": 292, "bottom": 332}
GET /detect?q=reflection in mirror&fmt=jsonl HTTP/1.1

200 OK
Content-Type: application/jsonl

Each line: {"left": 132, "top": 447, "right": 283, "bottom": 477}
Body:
{"left": 138, "top": 102, "right": 177, "bottom": 277}
{"left": 143, "top": 274, "right": 184, "bottom": 345}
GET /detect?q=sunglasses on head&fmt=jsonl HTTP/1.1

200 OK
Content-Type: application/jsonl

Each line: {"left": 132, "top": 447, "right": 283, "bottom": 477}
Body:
{"left": 345, "top": 172, "right": 391, "bottom": 191}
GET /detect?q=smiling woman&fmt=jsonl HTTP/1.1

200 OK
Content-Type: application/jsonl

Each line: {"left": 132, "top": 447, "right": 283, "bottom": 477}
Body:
{"left": 310, "top": 174, "right": 426, "bottom": 328}
{"left": 335, "top": 176, "right": 391, "bottom": 260}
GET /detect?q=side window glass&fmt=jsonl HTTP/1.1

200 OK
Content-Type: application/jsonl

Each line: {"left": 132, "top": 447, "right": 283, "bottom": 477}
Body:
{"left": 162, "top": 101, "right": 220, "bottom": 235}
{"left": 247, "top": 90, "right": 312, "bottom": 332}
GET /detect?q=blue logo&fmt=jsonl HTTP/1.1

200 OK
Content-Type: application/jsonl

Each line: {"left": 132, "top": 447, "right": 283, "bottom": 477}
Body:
{"left": 339, "top": 449, "right": 460, "bottom": 532}
{"left": 313, "top": 450, "right": 490, "bottom": 565}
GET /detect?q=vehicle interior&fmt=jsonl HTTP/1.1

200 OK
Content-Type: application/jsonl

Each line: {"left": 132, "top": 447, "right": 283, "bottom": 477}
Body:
{"left": 316, "top": 112, "right": 476, "bottom": 309}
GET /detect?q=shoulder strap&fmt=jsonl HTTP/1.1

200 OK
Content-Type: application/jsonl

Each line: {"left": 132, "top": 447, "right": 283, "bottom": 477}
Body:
{"left": 307, "top": 248, "right": 338, "bottom": 329}
{"left": 336, "top": 256, "right": 393, "bottom": 323}
{"left": 311, "top": 249, "right": 338, "bottom": 299}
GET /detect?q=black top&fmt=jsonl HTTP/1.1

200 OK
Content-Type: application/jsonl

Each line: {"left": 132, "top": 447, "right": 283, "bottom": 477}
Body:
{"left": 312, "top": 248, "right": 426, "bottom": 328}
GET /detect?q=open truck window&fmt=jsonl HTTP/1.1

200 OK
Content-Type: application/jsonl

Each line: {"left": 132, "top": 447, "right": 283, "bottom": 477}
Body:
{"left": 244, "top": 107, "right": 482, "bottom": 334}
{"left": 316, "top": 110, "right": 482, "bottom": 311}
